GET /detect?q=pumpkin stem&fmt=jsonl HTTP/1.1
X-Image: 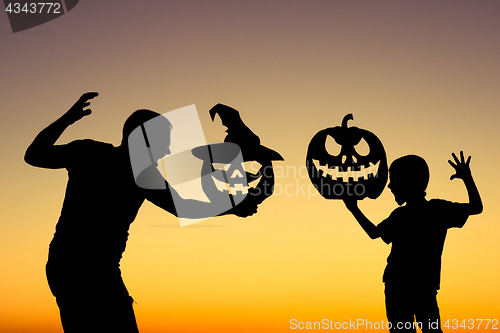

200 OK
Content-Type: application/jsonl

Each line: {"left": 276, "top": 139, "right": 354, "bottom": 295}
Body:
{"left": 342, "top": 114, "right": 354, "bottom": 128}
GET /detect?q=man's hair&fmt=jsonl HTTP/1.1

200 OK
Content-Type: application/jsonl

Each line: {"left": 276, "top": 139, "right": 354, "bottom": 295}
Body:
{"left": 389, "top": 155, "right": 430, "bottom": 194}
{"left": 121, "top": 109, "right": 172, "bottom": 146}
{"left": 123, "top": 109, "right": 160, "bottom": 140}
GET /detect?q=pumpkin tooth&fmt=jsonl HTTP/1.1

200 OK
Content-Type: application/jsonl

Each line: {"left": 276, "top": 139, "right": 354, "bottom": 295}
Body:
{"left": 248, "top": 176, "right": 262, "bottom": 189}
{"left": 211, "top": 175, "right": 229, "bottom": 192}
{"left": 312, "top": 159, "right": 328, "bottom": 177}
{"left": 367, "top": 161, "right": 380, "bottom": 178}
{"left": 327, "top": 166, "right": 339, "bottom": 179}
{"left": 354, "top": 165, "right": 366, "bottom": 181}
{"left": 211, "top": 175, "right": 250, "bottom": 195}
{"left": 232, "top": 183, "right": 248, "bottom": 195}
{"left": 352, "top": 168, "right": 360, "bottom": 181}
{"left": 341, "top": 168, "right": 351, "bottom": 182}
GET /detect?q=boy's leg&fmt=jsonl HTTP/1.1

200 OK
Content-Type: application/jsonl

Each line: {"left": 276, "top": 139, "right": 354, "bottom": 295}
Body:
{"left": 414, "top": 289, "right": 443, "bottom": 333}
{"left": 385, "top": 285, "right": 417, "bottom": 333}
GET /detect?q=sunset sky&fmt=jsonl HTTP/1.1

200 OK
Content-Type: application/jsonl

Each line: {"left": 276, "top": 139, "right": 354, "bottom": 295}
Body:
{"left": 1, "top": 1, "right": 499, "bottom": 332}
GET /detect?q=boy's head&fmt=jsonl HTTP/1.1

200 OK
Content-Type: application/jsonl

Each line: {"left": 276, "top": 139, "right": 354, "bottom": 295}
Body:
{"left": 388, "top": 155, "right": 429, "bottom": 205}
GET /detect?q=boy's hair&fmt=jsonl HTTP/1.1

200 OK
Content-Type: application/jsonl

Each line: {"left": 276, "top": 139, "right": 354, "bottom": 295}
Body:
{"left": 389, "top": 155, "right": 430, "bottom": 195}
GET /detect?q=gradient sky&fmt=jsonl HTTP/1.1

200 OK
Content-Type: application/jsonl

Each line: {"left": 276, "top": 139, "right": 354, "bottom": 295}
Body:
{"left": 1, "top": 1, "right": 499, "bottom": 332}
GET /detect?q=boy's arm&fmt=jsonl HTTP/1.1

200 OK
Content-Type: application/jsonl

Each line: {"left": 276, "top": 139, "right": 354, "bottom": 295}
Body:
{"left": 24, "top": 92, "right": 98, "bottom": 169}
{"left": 344, "top": 199, "right": 381, "bottom": 239}
{"left": 449, "top": 151, "right": 483, "bottom": 215}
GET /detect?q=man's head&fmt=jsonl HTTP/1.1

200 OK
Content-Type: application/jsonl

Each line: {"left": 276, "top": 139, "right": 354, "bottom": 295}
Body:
{"left": 388, "top": 155, "right": 429, "bottom": 205}
{"left": 121, "top": 109, "right": 173, "bottom": 161}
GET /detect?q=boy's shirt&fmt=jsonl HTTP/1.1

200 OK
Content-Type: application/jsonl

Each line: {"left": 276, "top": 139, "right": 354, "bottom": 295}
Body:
{"left": 376, "top": 199, "right": 469, "bottom": 290}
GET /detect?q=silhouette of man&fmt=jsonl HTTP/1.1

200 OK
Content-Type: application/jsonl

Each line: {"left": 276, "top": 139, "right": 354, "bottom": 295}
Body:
{"left": 344, "top": 153, "right": 482, "bottom": 333}
{"left": 24, "top": 92, "right": 258, "bottom": 332}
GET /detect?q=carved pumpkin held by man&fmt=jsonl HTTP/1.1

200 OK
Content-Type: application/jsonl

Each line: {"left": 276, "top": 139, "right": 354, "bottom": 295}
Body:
{"left": 193, "top": 104, "right": 284, "bottom": 215}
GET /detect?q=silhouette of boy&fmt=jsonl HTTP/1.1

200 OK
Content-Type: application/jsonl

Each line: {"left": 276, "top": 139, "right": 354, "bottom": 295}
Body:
{"left": 25, "top": 92, "right": 259, "bottom": 332}
{"left": 344, "top": 153, "right": 482, "bottom": 333}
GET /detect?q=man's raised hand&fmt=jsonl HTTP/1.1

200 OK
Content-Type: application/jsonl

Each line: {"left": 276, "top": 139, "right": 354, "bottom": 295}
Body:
{"left": 63, "top": 92, "right": 99, "bottom": 125}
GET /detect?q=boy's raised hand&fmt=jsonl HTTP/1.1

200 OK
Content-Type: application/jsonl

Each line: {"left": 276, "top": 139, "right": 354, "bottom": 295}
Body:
{"left": 63, "top": 92, "right": 99, "bottom": 125}
{"left": 448, "top": 151, "right": 472, "bottom": 181}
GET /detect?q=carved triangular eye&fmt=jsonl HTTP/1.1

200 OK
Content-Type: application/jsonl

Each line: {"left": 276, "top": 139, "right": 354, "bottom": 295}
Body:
{"left": 354, "top": 137, "right": 370, "bottom": 156}
{"left": 212, "top": 163, "right": 231, "bottom": 171}
{"left": 325, "top": 135, "right": 342, "bottom": 156}
{"left": 242, "top": 161, "right": 261, "bottom": 175}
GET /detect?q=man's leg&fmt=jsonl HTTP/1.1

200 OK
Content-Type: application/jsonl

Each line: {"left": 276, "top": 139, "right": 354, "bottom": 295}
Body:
{"left": 47, "top": 262, "right": 139, "bottom": 333}
{"left": 83, "top": 266, "right": 140, "bottom": 333}
{"left": 55, "top": 295, "right": 94, "bottom": 333}
{"left": 55, "top": 292, "right": 139, "bottom": 333}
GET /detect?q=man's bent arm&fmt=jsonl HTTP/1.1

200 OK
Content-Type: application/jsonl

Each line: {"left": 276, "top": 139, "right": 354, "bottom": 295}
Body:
{"left": 145, "top": 185, "right": 233, "bottom": 219}
{"left": 25, "top": 115, "right": 74, "bottom": 168}
{"left": 25, "top": 92, "right": 98, "bottom": 169}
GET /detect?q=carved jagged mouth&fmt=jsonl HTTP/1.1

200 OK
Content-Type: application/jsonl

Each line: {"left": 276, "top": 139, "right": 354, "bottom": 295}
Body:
{"left": 312, "top": 160, "right": 380, "bottom": 182}
{"left": 211, "top": 175, "right": 262, "bottom": 195}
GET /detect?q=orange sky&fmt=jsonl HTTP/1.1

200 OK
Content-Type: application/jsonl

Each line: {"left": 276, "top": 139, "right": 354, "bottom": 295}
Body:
{"left": 1, "top": 1, "right": 499, "bottom": 332}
